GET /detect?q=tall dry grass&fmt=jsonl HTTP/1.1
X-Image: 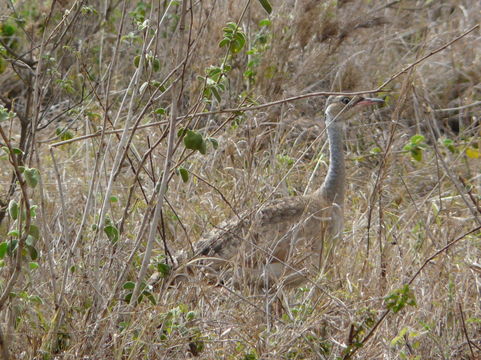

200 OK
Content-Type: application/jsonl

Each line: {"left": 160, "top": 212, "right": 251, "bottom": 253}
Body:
{"left": 0, "top": 0, "right": 480, "bottom": 358}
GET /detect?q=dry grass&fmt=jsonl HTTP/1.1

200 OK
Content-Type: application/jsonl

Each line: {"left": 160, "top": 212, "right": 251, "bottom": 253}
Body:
{"left": 0, "top": 0, "right": 480, "bottom": 359}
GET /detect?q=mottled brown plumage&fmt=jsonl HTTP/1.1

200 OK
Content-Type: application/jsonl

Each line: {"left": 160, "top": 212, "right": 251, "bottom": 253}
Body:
{"left": 159, "top": 95, "right": 383, "bottom": 288}
{"left": 193, "top": 193, "right": 343, "bottom": 287}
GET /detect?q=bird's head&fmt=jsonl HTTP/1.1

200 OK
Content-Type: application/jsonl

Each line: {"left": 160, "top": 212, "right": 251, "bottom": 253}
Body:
{"left": 324, "top": 95, "right": 384, "bottom": 126}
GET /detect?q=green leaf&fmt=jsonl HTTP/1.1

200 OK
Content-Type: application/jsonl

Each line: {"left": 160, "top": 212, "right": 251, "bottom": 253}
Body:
{"left": 30, "top": 205, "right": 38, "bottom": 218}
{"left": 29, "top": 261, "right": 39, "bottom": 270}
{"left": 257, "top": 0, "right": 272, "bottom": 14}
{"left": 210, "top": 86, "right": 221, "bottom": 102}
{"left": 156, "top": 262, "right": 171, "bottom": 276}
{"left": 385, "top": 284, "right": 417, "bottom": 313}
{"left": 177, "top": 127, "right": 187, "bottom": 138}
{"left": 143, "top": 290, "right": 157, "bottom": 305}
{"left": 110, "top": 196, "right": 119, "bottom": 203}
{"left": 29, "top": 224, "right": 40, "bottom": 240}
{"left": 104, "top": 224, "right": 119, "bottom": 244}
{"left": 26, "top": 235, "right": 35, "bottom": 246}
{"left": 24, "top": 168, "right": 40, "bottom": 188}
{"left": 219, "top": 39, "right": 230, "bottom": 48}
{"left": 8, "top": 200, "right": 18, "bottom": 220}
{"left": 1, "top": 21, "right": 17, "bottom": 36}
{"left": 410, "top": 134, "right": 425, "bottom": 145}
{"left": 28, "top": 294, "right": 43, "bottom": 304}
{"left": 208, "top": 138, "right": 219, "bottom": 150}
{"left": 133, "top": 55, "right": 141, "bottom": 68}
{"left": 124, "top": 292, "right": 132, "bottom": 303}
{"left": 7, "top": 229, "right": 19, "bottom": 237}
{"left": 442, "top": 138, "right": 456, "bottom": 153}
{"left": 0, "top": 242, "right": 8, "bottom": 259}
{"left": 152, "top": 58, "right": 161, "bottom": 72}
{"left": 411, "top": 148, "right": 422, "bottom": 162}
{"left": 186, "top": 310, "right": 196, "bottom": 321}
{"left": 12, "top": 148, "right": 23, "bottom": 155}
{"left": 183, "top": 130, "right": 206, "bottom": 154}
{"left": 231, "top": 32, "right": 246, "bottom": 53}
{"left": 56, "top": 127, "right": 74, "bottom": 141}
{"left": 123, "top": 281, "right": 135, "bottom": 290}
{"left": 259, "top": 18, "right": 271, "bottom": 27}
{"left": 178, "top": 167, "right": 189, "bottom": 183}
{"left": 0, "top": 105, "right": 16, "bottom": 122}
{"left": 7, "top": 240, "right": 17, "bottom": 255}
{"left": 154, "top": 107, "right": 166, "bottom": 115}
{"left": 199, "top": 139, "right": 207, "bottom": 155}
{"left": 207, "top": 67, "right": 222, "bottom": 77}
{"left": 403, "top": 135, "right": 426, "bottom": 162}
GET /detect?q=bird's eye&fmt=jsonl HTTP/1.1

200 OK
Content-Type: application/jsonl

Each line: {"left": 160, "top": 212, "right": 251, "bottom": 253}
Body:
{"left": 340, "top": 97, "right": 350, "bottom": 105}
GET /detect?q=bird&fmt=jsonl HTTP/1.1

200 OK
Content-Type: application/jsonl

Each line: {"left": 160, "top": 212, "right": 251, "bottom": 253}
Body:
{"left": 162, "top": 95, "right": 384, "bottom": 289}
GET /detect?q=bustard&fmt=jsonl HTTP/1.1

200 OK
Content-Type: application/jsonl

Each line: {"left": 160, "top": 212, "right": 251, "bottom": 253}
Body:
{"left": 166, "top": 95, "right": 384, "bottom": 288}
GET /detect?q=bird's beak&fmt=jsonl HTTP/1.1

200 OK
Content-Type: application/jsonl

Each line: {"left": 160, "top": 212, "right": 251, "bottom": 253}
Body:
{"left": 355, "top": 97, "right": 385, "bottom": 106}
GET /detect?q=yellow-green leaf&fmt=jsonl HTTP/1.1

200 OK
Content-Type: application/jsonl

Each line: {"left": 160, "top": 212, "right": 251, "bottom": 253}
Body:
{"left": 466, "top": 147, "right": 480, "bottom": 159}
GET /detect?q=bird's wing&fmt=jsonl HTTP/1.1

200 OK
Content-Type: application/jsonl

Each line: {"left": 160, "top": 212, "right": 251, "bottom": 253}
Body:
{"left": 192, "top": 196, "right": 314, "bottom": 260}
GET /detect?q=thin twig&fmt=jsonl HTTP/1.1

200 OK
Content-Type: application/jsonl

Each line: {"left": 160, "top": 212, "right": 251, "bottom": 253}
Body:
{"left": 175, "top": 24, "right": 479, "bottom": 120}
{"left": 434, "top": 100, "right": 481, "bottom": 112}
{"left": 0, "top": 126, "right": 31, "bottom": 312}
{"left": 130, "top": 0, "right": 188, "bottom": 305}
{"left": 343, "top": 225, "right": 481, "bottom": 359}
{"left": 458, "top": 302, "right": 476, "bottom": 360}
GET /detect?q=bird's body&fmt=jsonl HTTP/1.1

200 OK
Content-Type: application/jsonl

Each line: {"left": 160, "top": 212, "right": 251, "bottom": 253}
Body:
{"left": 191, "top": 192, "right": 343, "bottom": 287}
{"left": 169, "top": 95, "right": 383, "bottom": 288}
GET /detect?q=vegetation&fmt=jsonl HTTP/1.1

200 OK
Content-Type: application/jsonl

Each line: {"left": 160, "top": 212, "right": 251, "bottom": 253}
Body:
{"left": 0, "top": 0, "right": 480, "bottom": 358}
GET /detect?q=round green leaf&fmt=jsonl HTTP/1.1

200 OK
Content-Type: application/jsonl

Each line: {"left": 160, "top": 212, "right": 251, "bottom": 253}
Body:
{"left": 183, "top": 130, "right": 204, "bottom": 152}
{"left": 156, "top": 262, "right": 171, "bottom": 276}
{"left": 104, "top": 224, "right": 119, "bottom": 244}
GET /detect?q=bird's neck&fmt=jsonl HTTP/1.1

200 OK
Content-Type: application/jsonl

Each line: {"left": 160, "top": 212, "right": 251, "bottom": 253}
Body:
{"left": 319, "top": 122, "right": 345, "bottom": 206}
